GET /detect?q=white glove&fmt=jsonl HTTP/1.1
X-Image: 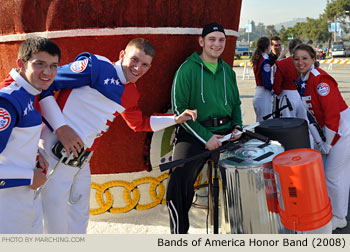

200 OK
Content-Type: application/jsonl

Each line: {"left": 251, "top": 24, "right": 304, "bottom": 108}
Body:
{"left": 309, "top": 123, "right": 323, "bottom": 144}
{"left": 318, "top": 141, "right": 332, "bottom": 155}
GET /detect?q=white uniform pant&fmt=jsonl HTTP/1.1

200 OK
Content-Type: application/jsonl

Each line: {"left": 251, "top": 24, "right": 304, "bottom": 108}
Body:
{"left": 39, "top": 125, "right": 91, "bottom": 234}
{"left": 322, "top": 131, "right": 350, "bottom": 219}
{"left": 253, "top": 86, "right": 273, "bottom": 122}
{"left": 0, "top": 186, "right": 43, "bottom": 234}
{"left": 40, "top": 152, "right": 91, "bottom": 234}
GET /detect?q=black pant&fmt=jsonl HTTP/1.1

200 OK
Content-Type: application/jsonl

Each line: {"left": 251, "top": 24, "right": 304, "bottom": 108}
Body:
{"left": 166, "top": 126, "right": 210, "bottom": 234}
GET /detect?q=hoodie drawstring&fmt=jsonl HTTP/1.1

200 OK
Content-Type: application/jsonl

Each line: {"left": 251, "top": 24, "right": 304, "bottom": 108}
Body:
{"left": 200, "top": 63, "right": 227, "bottom": 106}
{"left": 200, "top": 63, "right": 205, "bottom": 103}
{"left": 223, "top": 66, "right": 227, "bottom": 106}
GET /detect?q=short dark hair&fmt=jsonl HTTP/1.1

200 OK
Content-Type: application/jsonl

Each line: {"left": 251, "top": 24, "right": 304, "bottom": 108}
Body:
{"left": 18, "top": 37, "right": 61, "bottom": 63}
{"left": 288, "top": 38, "right": 302, "bottom": 54}
{"left": 126, "top": 38, "right": 155, "bottom": 59}
{"left": 270, "top": 36, "right": 281, "bottom": 42}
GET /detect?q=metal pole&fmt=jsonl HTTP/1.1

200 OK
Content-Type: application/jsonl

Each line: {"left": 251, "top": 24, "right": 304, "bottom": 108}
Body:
{"left": 334, "top": 14, "right": 337, "bottom": 42}
{"left": 248, "top": 31, "right": 250, "bottom": 46}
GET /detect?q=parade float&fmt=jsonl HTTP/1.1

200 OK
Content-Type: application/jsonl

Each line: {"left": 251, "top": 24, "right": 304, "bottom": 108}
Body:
{"left": 0, "top": 0, "right": 242, "bottom": 215}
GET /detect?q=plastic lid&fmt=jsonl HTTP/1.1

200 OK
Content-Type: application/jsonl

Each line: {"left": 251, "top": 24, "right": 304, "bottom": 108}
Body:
{"left": 219, "top": 139, "right": 284, "bottom": 167}
{"left": 273, "top": 148, "right": 321, "bottom": 167}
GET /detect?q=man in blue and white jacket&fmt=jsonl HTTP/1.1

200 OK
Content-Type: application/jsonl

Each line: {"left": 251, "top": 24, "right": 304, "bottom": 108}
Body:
{"left": 38, "top": 38, "right": 197, "bottom": 234}
{"left": 0, "top": 37, "right": 61, "bottom": 233}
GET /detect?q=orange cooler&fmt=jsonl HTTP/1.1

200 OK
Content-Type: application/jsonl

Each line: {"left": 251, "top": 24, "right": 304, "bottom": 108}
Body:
{"left": 272, "top": 148, "right": 332, "bottom": 231}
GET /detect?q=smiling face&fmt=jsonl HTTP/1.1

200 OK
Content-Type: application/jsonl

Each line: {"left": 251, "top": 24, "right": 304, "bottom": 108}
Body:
{"left": 119, "top": 46, "right": 153, "bottom": 83}
{"left": 293, "top": 49, "right": 316, "bottom": 75}
{"left": 17, "top": 51, "right": 59, "bottom": 91}
{"left": 199, "top": 31, "right": 226, "bottom": 63}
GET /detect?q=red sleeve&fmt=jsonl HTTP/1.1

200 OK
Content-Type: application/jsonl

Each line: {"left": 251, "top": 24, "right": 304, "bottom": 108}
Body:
{"left": 273, "top": 64, "right": 283, "bottom": 95}
{"left": 120, "top": 83, "right": 152, "bottom": 132}
{"left": 316, "top": 75, "right": 342, "bottom": 132}
{"left": 0, "top": 74, "right": 12, "bottom": 89}
{"left": 120, "top": 105, "right": 152, "bottom": 132}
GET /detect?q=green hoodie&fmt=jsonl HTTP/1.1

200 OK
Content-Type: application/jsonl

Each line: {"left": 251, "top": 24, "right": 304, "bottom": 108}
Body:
{"left": 171, "top": 52, "right": 242, "bottom": 144}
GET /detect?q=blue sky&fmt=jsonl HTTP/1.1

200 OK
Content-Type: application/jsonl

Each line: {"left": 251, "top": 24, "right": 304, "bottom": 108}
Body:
{"left": 239, "top": 0, "right": 328, "bottom": 28}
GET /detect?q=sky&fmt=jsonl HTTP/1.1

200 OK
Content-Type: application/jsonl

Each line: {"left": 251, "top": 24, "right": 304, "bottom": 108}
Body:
{"left": 239, "top": 0, "right": 328, "bottom": 28}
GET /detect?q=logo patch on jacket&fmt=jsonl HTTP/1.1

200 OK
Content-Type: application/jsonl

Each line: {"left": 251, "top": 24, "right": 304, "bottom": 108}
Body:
{"left": 70, "top": 59, "right": 89, "bottom": 73}
{"left": 0, "top": 108, "right": 11, "bottom": 131}
{"left": 263, "top": 63, "right": 271, "bottom": 72}
{"left": 317, "top": 83, "right": 330, "bottom": 96}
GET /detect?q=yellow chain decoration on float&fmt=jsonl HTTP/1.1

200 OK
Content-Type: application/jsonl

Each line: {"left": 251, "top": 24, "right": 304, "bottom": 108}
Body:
{"left": 90, "top": 174, "right": 166, "bottom": 214}
{"left": 110, "top": 180, "right": 140, "bottom": 213}
{"left": 134, "top": 173, "right": 167, "bottom": 210}
{"left": 90, "top": 171, "right": 208, "bottom": 215}
{"left": 90, "top": 182, "right": 113, "bottom": 215}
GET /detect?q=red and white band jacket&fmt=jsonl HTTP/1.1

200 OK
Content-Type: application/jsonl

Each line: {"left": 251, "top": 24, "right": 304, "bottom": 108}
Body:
{"left": 301, "top": 66, "right": 350, "bottom": 146}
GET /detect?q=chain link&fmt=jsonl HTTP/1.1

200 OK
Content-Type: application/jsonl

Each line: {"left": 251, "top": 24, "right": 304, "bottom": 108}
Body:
{"left": 90, "top": 168, "right": 208, "bottom": 215}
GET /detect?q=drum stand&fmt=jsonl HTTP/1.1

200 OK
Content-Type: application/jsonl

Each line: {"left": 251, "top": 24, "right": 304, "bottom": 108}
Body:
{"left": 192, "top": 150, "right": 220, "bottom": 234}
{"left": 263, "top": 96, "right": 292, "bottom": 120}
{"left": 192, "top": 151, "right": 220, "bottom": 234}
{"left": 208, "top": 150, "right": 220, "bottom": 234}
{"left": 160, "top": 145, "right": 226, "bottom": 234}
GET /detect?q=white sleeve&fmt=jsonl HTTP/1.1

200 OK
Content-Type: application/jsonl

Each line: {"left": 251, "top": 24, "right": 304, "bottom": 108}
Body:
{"left": 39, "top": 96, "right": 66, "bottom": 132}
{"left": 0, "top": 166, "right": 34, "bottom": 182}
{"left": 150, "top": 115, "right": 176, "bottom": 132}
{"left": 271, "top": 64, "right": 276, "bottom": 85}
{"left": 324, "top": 125, "right": 340, "bottom": 146}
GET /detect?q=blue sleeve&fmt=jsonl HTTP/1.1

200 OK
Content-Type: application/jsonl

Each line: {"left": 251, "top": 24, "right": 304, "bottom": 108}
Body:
{"left": 260, "top": 60, "right": 273, "bottom": 91}
{"left": 0, "top": 99, "right": 18, "bottom": 153}
{"left": 39, "top": 55, "right": 93, "bottom": 100}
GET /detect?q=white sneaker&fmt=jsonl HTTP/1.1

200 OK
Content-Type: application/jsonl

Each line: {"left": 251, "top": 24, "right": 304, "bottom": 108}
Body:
{"left": 331, "top": 216, "right": 347, "bottom": 230}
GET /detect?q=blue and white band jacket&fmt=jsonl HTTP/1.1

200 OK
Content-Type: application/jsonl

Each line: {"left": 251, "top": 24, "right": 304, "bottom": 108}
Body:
{"left": 0, "top": 69, "right": 42, "bottom": 189}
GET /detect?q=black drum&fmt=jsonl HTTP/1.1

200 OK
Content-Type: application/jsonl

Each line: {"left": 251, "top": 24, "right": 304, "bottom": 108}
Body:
{"left": 255, "top": 118, "right": 310, "bottom": 151}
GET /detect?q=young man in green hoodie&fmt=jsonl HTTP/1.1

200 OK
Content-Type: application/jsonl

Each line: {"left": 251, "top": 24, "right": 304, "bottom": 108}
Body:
{"left": 166, "top": 22, "right": 242, "bottom": 234}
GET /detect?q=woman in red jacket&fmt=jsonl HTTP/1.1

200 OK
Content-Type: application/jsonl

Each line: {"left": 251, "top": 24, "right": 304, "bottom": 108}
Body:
{"left": 251, "top": 37, "right": 273, "bottom": 122}
{"left": 293, "top": 44, "right": 350, "bottom": 231}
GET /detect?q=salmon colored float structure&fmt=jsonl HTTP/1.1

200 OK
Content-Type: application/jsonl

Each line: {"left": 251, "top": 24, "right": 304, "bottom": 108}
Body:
{"left": 0, "top": 0, "right": 242, "bottom": 175}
